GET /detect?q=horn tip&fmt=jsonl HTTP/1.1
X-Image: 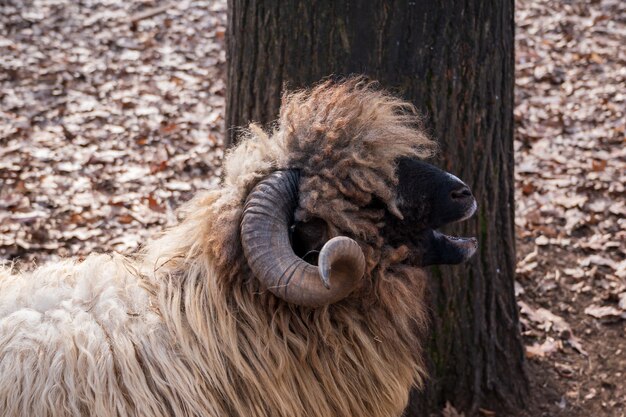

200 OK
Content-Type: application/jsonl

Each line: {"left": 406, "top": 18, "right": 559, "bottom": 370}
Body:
{"left": 320, "top": 268, "right": 332, "bottom": 289}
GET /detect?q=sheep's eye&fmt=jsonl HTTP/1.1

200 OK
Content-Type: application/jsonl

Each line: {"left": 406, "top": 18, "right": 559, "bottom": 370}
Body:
{"left": 291, "top": 218, "right": 329, "bottom": 264}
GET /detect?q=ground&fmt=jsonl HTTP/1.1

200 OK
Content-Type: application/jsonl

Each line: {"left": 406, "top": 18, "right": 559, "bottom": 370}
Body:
{"left": 0, "top": 0, "right": 624, "bottom": 416}
{"left": 514, "top": 1, "right": 625, "bottom": 416}
{"left": 1, "top": 0, "right": 226, "bottom": 259}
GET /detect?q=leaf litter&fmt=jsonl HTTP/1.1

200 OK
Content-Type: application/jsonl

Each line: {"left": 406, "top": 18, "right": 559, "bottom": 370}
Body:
{"left": 1, "top": 0, "right": 227, "bottom": 262}
{"left": 515, "top": 0, "right": 625, "bottom": 415}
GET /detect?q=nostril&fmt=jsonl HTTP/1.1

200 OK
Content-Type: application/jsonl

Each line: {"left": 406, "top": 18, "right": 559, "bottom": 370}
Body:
{"left": 450, "top": 186, "right": 472, "bottom": 200}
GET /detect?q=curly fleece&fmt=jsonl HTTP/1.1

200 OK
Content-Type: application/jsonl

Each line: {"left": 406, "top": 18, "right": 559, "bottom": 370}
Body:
{"left": 0, "top": 79, "right": 437, "bottom": 417}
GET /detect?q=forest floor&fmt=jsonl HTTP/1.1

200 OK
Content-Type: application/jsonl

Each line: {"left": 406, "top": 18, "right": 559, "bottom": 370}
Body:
{"left": 1, "top": 0, "right": 624, "bottom": 416}
{"left": 514, "top": 0, "right": 625, "bottom": 416}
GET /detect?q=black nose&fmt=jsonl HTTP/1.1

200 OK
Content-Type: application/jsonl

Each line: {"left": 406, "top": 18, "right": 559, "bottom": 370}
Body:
{"left": 450, "top": 185, "right": 473, "bottom": 201}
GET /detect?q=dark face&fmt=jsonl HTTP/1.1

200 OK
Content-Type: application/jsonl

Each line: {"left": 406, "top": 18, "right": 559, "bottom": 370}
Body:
{"left": 386, "top": 158, "right": 478, "bottom": 266}
{"left": 290, "top": 159, "right": 477, "bottom": 268}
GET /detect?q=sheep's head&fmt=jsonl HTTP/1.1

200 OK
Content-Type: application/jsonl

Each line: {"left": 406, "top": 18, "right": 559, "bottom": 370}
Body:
{"left": 240, "top": 161, "right": 477, "bottom": 308}
{"left": 234, "top": 78, "right": 478, "bottom": 308}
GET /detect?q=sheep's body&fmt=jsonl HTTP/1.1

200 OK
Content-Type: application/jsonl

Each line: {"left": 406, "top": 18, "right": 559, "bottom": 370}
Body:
{"left": 0, "top": 80, "right": 436, "bottom": 417}
{"left": 0, "top": 256, "right": 172, "bottom": 416}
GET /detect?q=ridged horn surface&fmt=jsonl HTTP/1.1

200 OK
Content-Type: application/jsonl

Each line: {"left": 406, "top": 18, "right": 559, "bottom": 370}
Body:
{"left": 240, "top": 170, "right": 365, "bottom": 307}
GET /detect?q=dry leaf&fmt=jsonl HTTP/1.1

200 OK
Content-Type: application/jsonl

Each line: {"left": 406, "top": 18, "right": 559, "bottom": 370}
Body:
{"left": 584, "top": 305, "right": 626, "bottom": 320}
{"left": 526, "top": 338, "right": 561, "bottom": 358}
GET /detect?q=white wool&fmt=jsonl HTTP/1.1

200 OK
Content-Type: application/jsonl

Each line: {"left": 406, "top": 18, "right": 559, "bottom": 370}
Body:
{"left": 0, "top": 256, "right": 169, "bottom": 417}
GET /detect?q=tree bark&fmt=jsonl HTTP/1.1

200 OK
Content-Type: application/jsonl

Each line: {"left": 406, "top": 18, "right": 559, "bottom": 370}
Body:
{"left": 226, "top": 1, "right": 527, "bottom": 415}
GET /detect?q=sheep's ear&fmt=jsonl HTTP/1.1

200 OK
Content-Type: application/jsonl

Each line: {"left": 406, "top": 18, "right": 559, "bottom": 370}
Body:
{"left": 290, "top": 217, "right": 330, "bottom": 264}
{"left": 367, "top": 195, "right": 404, "bottom": 220}
{"left": 388, "top": 200, "right": 404, "bottom": 220}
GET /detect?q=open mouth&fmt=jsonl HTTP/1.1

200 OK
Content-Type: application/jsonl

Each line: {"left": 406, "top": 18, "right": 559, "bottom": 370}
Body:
{"left": 444, "top": 200, "right": 478, "bottom": 255}
{"left": 432, "top": 231, "right": 478, "bottom": 261}
{"left": 423, "top": 202, "right": 478, "bottom": 266}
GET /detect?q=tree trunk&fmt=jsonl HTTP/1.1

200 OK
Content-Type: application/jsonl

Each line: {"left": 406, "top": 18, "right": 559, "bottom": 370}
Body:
{"left": 226, "top": 1, "right": 527, "bottom": 415}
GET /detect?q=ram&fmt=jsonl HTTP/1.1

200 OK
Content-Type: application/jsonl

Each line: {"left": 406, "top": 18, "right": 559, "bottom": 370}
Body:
{"left": 0, "top": 79, "right": 477, "bottom": 417}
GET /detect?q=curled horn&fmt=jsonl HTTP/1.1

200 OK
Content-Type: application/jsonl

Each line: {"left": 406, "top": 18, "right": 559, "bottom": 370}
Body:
{"left": 240, "top": 170, "right": 365, "bottom": 307}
